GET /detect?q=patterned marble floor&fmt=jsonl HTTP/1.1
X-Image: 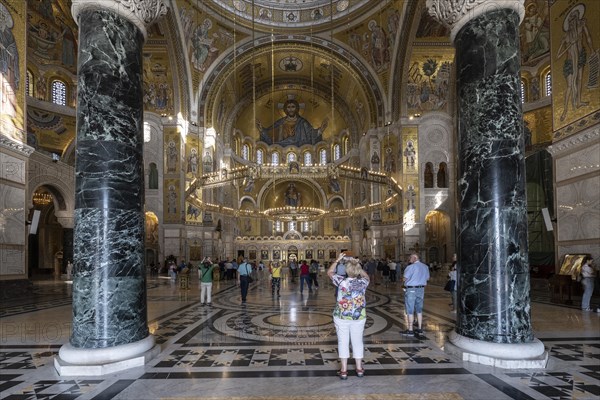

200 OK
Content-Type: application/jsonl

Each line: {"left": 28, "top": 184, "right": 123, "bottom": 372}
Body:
{"left": 1, "top": 273, "right": 599, "bottom": 400}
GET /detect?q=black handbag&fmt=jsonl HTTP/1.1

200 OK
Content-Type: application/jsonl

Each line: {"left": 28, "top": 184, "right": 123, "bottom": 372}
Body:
{"left": 444, "top": 279, "right": 455, "bottom": 292}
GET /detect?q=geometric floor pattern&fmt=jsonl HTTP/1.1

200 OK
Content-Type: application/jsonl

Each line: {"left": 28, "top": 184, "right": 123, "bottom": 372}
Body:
{"left": 1, "top": 273, "right": 599, "bottom": 400}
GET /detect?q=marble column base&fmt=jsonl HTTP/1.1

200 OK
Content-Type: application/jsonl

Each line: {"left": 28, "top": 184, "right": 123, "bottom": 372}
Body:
{"left": 54, "top": 335, "right": 159, "bottom": 376}
{"left": 445, "top": 331, "right": 548, "bottom": 369}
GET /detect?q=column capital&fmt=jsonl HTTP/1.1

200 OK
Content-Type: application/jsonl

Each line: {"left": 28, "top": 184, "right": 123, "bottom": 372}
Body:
{"left": 71, "top": 0, "right": 168, "bottom": 40}
{"left": 426, "top": 0, "right": 524, "bottom": 43}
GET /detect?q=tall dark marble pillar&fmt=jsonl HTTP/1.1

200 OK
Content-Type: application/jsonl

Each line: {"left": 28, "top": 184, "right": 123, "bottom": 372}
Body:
{"left": 56, "top": 0, "right": 167, "bottom": 376}
{"left": 427, "top": 0, "right": 546, "bottom": 367}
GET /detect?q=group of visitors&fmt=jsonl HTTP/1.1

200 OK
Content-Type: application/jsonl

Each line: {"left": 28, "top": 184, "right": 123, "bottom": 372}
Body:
{"left": 187, "top": 250, "right": 433, "bottom": 381}
{"left": 159, "top": 250, "right": 600, "bottom": 382}
{"left": 362, "top": 257, "right": 400, "bottom": 285}
{"left": 164, "top": 259, "right": 191, "bottom": 282}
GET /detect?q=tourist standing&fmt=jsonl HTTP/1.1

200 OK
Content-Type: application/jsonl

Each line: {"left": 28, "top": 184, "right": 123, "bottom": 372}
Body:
{"left": 328, "top": 253, "right": 370, "bottom": 379}
{"left": 299, "top": 260, "right": 312, "bottom": 294}
{"left": 581, "top": 256, "right": 596, "bottom": 311}
{"left": 388, "top": 259, "right": 397, "bottom": 283}
{"left": 402, "top": 253, "right": 430, "bottom": 337}
{"left": 270, "top": 261, "right": 282, "bottom": 297}
{"left": 237, "top": 257, "right": 252, "bottom": 304}
{"left": 199, "top": 257, "right": 216, "bottom": 306}
{"left": 309, "top": 259, "right": 320, "bottom": 289}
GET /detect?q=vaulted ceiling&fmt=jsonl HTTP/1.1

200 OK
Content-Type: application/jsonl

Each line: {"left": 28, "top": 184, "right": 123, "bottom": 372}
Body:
{"left": 26, "top": 0, "right": 454, "bottom": 155}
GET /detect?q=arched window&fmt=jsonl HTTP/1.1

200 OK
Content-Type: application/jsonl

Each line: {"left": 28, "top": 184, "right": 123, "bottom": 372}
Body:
{"left": 287, "top": 152, "right": 296, "bottom": 163}
{"left": 545, "top": 72, "right": 552, "bottom": 97}
{"left": 272, "top": 152, "right": 280, "bottom": 165}
{"left": 256, "top": 149, "right": 264, "bottom": 164}
{"left": 304, "top": 151, "right": 312, "bottom": 166}
{"left": 26, "top": 70, "right": 34, "bottom": 97}
{"left": 424, "top": 162, "right": 434, "bottom": 188}
{"left": 319, "top": 149, "right": 327, "bottom": 165}
{"left": 437, "top": 162, "right": 448, "bottom": 188}
{"left": 520, "top": 79, "right": 525, "bottom": 104}
{"left": 333, "top": 144, "right": 341, "bottom": 161}
{"left": 148, "top": 162, "right": 158, "bottom": 189}
{"left": 51, "top": 80, "right": 67, "bottom": 105}
{"left": 242, "top": 144, "right": 249, "bottom": 160}
{"left": 343, "top": 137, "right": 350, "bottom": 154}
{"left": 274, "top": 220, "right": 282, "bottom": 232}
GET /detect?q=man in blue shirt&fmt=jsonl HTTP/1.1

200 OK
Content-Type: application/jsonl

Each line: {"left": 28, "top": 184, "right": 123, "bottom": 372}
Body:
{"left": 237, "top": 257, "right": 252, "bottom": 304}
{"left": 402, "top": 253, "right": 430, "bottom": 337}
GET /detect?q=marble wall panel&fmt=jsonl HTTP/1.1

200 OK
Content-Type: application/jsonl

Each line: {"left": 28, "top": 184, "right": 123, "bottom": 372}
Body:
{"left": 555, "top": 142, "right": 600, "bottom": 182}
{"left": 0, "top": 152, "right": 26, "bottom": 184}
{"left": 164, "top": 237, "right": 181, "bottom": 260}
{"left": 0, "top": 185, "right": 25, "bottom": 245}
{"left": 556, "top": 176, "right": 600, "bottom": 242}
{"left": 0, "top": 245, "right": 25, "bottom": 275}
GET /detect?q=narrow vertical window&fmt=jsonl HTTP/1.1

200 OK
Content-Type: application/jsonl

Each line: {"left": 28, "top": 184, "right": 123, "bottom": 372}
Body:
{"left": 301, "top": 221, "right": 311, "bottom": 232}
{"left": 319, "top": 149, "right": 327, "bottom": 165}
{"left": 51, "top": 80, "right": 67, "bottom": 105}
{"left": 242, "top": 144, "right": 249, "bottom": 160}
{"left": 26, "top": 70, "right": 34, "bottom": 97}
{"left": 287, "top": 152, "right": 296, "bottom": 163}
{"left": 304, "top": 151, "right": 312, "bottom": 166}
{"left": 545, "top": 72, "right": 552, "bottom": 97}
{"left": 333, "top": 144, "right": 341, "bottom": 160}
{"left": 256, "top": 149, "right": 263, "bottom": 164}
{"left": 520, "top": 80, "right": 525, "bottom": 104}
{"left": 272, "top": 152, "right": 280, "bottom": 165}
{"left": 437, "top": 162, "right": 448, "bottom": 188}
{"left": 424, "top": 162, "right": 434, "bottom": 188}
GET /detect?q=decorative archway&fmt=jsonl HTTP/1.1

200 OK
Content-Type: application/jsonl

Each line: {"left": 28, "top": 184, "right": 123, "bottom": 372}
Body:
{"left": 424, "top": 210, "right": 451, "bottom": 264}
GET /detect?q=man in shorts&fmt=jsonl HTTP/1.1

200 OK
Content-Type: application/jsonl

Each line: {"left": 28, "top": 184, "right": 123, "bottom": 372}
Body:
{"left": 402, "top": 253, "right": 430, "bottom": 338}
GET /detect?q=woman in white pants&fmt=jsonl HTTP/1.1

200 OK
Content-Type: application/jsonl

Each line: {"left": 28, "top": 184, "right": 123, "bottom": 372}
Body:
{"left": 327, "top": 253, "right": 370, "bottom": 380}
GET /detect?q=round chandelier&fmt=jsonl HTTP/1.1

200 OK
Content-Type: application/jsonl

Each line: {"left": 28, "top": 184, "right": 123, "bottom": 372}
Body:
{"left": 263, "top": 206, "right": 327, "bottom": 222}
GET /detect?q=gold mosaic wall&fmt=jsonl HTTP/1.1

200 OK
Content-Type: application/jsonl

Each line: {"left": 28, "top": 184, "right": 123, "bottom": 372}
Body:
{"left": 1, "top": 0, "right": 26, "bottom": 143}
{"left": 550, "top": 0, "right": 600, "bottom": 139}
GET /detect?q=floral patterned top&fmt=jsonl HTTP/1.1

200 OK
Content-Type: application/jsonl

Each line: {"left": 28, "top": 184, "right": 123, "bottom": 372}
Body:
{"left": 331, "top": 274, "right": 369, "bottom": 320}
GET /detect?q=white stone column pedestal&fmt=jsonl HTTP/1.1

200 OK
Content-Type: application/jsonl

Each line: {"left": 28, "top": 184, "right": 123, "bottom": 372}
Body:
{"left": 445, "top": 331, "right": 548, "bottom": 369}
{"left": 55, "top": 335, "right": 160, "bottom": 376}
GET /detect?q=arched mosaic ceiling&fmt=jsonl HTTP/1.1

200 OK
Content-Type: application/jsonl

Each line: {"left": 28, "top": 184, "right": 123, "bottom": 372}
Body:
{"left": 194, "top": 0, "right": 409, "bottom": 134}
